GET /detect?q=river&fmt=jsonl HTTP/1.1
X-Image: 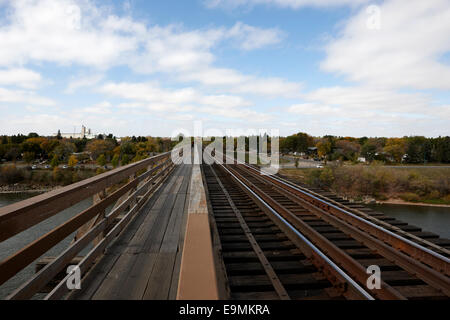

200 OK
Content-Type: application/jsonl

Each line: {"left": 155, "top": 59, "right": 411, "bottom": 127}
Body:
{"left": 368, "top": 203, "right": 450, "bottom": 239}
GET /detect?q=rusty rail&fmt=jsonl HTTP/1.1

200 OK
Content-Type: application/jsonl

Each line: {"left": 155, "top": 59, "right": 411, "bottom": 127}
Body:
{"left": 0, "top": 151, "right": 177, "bottom": 299}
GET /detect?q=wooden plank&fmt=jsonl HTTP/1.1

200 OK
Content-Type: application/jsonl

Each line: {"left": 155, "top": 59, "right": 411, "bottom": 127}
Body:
{"left": 168, "top": 168, "right": 191, "bottom": 299}
{"left": 113, "top": 252, "right": 159, "bottom": 300}
{"left": 143, "top": 253, "right": 177, "bottom": 299}
{"left": 68, "top": 164, "right": 177, "bottom": 300}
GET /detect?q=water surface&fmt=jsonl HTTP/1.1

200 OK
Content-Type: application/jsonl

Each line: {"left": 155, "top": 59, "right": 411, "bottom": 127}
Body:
{"left": 368, "top": 203, "right": 450, "bottom": 239}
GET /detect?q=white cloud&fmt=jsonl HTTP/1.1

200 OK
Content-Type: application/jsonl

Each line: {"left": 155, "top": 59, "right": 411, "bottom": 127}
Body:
{"left": 81, "top": 101, "right": 112, "bottom": 114}
{"left": 227, "top": 22, "right": 284, "bottom": 50}
{"left": 100, "top": 82, "right": 251, "bottom": 109}
{"left": 321, "top": 0, "right": 450, "bottom": 90}
{"left": 99, "top": 81, "right": 273, "bottom": 121}
{"left": 205, "top": 0, "right": 369, "bottom": 10}
{"left": 0, "top": 87, "right": 55, "bottom": 106}
{"left": 65, "top": 74, "right": 104, "bottom": 93}
{"left": 0, "top": 0, "right": 141, "bottom": 68}
{"left": 288, "top": 103, "right": 342, "bottom": 116}
{"left": 0, "top": 68, "right": 42, "bottom": 89}
{"left": 286, "top": 86, "right": 450, "bottom": 136}
{"left": 180, "top": 67, "right": 302, "bottom": 97}
{"left": 303, "top": 86, "right": 431, "bottom": 114}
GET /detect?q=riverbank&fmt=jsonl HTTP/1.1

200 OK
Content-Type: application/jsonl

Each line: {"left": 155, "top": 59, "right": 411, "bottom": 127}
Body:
{"left": 0, "top": 184, "right": 61, "bottom": 194}
{"left": 280, "top": 166, "right": 450, "bottom": 207}
{"left": 378, "top": 198, "right": 450, "bottom": 208}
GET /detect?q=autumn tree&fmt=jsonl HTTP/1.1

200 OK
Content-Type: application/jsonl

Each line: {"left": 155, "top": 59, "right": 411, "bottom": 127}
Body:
{"left": 86, "top": 139, "right": 115, "bottom": 160}
{"left": 316, "top": 140, "right": 332, "bottom": 159}
{"left": 384, "top": 138, "right": 406, "bottom": 162}
{"left": 68, "top": 155, "right": 78, "bottom": 167}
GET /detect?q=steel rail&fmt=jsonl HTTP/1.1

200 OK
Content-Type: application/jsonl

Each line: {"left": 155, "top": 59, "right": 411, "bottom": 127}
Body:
{"left": 209, "top": 166, "right": 290, "bottom": 300}
{"left": 233, "top": 164, "right": 450, "bottom": 296}
{"left": 268, "top": 168, "right": 450, "bottom": 258}
{"left": 223, "top": 163, "right": 405, "bottom": 300}
{"left": 201, "top": 150, "right": 377, "bottom": 300}
{"left": 216, "top": 163, "right": 375, "bottom": 300}
{"left": 241, "top": 162, "right": 450, "bottom": 276}
{"left": 216, "top": 150, "right": 449, "bottom": 276}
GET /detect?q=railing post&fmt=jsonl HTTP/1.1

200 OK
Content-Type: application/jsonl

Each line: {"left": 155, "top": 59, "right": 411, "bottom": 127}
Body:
{"left": 72, "top": 189, "right": 106, "bottom": 244}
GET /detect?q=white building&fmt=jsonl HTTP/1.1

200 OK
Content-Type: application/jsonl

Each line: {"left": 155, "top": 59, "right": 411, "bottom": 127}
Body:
{"left": 55, "top": 125, "right": 96, "bottom": 139}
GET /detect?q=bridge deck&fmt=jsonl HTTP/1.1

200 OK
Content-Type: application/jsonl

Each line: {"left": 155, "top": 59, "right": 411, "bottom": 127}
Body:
{"left": 69, "top": 164, "right": 192, "bottom": 300}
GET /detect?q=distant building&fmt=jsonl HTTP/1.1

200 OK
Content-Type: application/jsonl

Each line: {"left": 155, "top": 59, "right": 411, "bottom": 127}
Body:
{"left": 358, "top": 157, "right": 367, "bottom": 163}
{"left": 54, "top": 125, "right": 96, "bottom": 139}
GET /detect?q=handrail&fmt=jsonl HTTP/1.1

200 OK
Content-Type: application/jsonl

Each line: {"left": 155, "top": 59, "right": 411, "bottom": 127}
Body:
{"left": 0, "top": 151, "right": 177, "bottom": 299}
{"left": 0, "top": 152, "right": 170, "bottom": 242}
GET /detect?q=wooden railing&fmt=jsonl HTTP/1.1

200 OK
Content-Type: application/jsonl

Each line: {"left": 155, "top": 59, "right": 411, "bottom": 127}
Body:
{"left": 0, "top": 151, "right": 177, "bottom": 299}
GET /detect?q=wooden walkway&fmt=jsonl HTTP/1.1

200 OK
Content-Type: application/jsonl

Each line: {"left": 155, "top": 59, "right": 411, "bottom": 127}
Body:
{"left": 69, "top": 164, "right": 192, "bottom": 300}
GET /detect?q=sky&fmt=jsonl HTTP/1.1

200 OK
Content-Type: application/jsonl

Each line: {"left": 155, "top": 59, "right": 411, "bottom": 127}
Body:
{"left": 0, "top": 0, "right": 449, "bottom": 138}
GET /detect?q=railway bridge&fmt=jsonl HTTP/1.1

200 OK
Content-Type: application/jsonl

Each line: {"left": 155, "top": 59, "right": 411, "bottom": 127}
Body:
{"left": 0, "top": 148, "right": 449, "bottom": 300}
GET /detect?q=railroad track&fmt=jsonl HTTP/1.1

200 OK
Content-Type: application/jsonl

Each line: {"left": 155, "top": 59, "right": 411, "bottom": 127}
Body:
{"left": 202, "top": 158, "right": 450, "bottom": 300}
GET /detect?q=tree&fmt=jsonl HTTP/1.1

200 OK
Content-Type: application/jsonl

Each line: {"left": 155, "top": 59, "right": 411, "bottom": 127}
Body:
{"left": 97, "top": 154, "right": 106, "bottom": 166}
{"left": 111, "top": 154, "right": 119, "bottom": 168}
{"left": 68, "top": 155, "right": 78, "bottom": 167}
{"left": 23, "top": 152, "right": 35, "bottom": 164}
{"left": 5, "top": 147, "right": 20, "bottom": 162}
{"left": 121, "top": 154, "right": 130, "bottom": 166}
{"left": 53, "top": 141, "right": 76, "bottom": 161}
{"left": 384, "top": 138, "right": 406, "bottom": 162}
{"left": 56, "top": 130, "right": 62, "bottom": 140}
{"left": 50, "top": 154, "right": 59, "bottom": 168}
{"left": 361, "top": 142, "right": 378, "bottom": 162}
{"left": 405, "top": 136, "right": 431, "bottom": 163}
{"left": 86, "top": 139, "right": 115, "bottom": 160}
{"left": 316, "top": 140, "right": 332, "bottom": 159}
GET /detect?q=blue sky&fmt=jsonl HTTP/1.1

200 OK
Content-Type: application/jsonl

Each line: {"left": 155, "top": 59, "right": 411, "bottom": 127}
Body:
{"left": 0, "top": 0, "right": 449, "bottom": 137}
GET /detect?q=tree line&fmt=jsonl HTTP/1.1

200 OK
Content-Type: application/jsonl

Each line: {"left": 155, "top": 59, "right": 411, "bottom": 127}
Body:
{"left": 280, "top": 133, "right": 450, "bottom": 163}
{"left": 0, "top": 133, "right": 175, "bottom": 167}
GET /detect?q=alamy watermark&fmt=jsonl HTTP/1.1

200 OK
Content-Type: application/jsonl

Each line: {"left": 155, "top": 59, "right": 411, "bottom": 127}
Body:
{"left": 366, "top": 265, "right": 381, "bottom": 290}
{"left": 66, "top": 265, "right": 81, "bottom": 290}
{"left": 366, "top": 5, "right": 381, "bottom": 30}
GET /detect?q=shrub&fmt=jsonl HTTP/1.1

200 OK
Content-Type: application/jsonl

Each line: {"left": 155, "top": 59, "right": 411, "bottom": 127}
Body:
{"left": 0, "top": 165, "right": 24, "bottom": 184}
{"left": 399, "top": 192, "right": 420, "bottom": 202}
{"left": 52, "top": 167, "right": 63, "bottom": 182}
{"left": 111, "top": 154, "right": 119, "bottom": 168}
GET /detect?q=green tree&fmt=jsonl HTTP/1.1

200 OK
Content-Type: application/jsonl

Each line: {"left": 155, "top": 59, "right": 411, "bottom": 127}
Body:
{"left": 97, "top": 154, "right": 106, "bottom": 166}
{"left": 50, "top": 154, "right": 59, "bottom": 168}
{"left": 361, "top": 142, "right": 378, "bottom": 162}
{"left": 121, "top": 154, "right": 130, "bottom": 166}
{"left": 111, "top": 154, "right": 119, "bottom": 168}
{"left": 56, "top": 130, "right": 62, "bottom": 140}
